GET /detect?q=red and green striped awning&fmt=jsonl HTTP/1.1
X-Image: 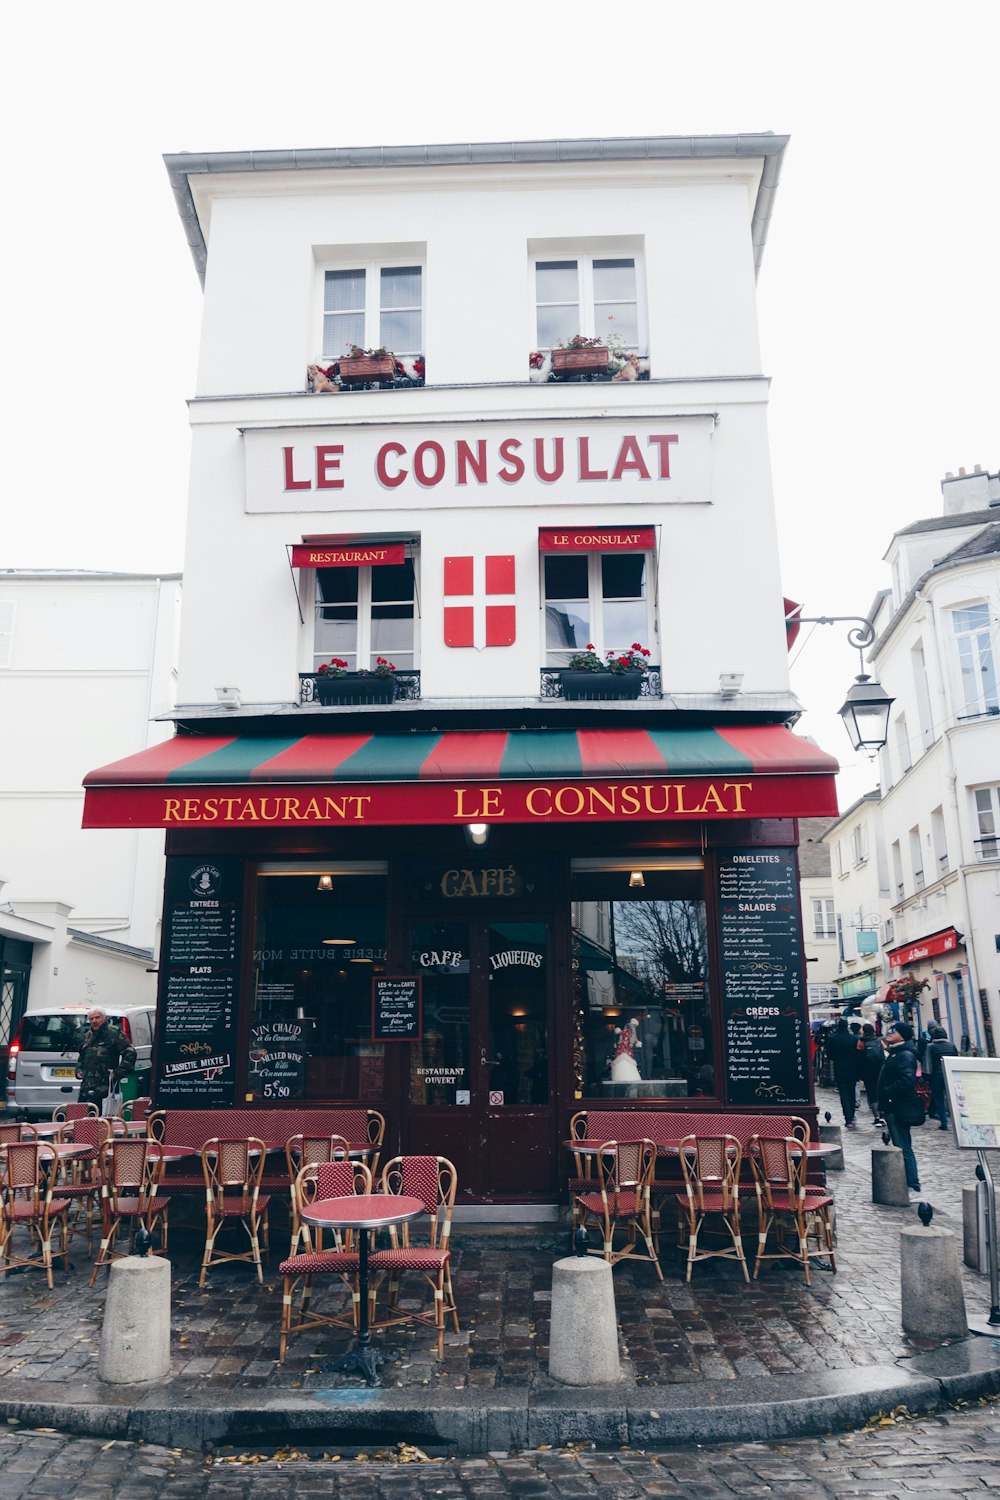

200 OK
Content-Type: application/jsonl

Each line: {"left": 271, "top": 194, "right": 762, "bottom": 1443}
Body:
{"left": 82, "top": 725, "right": 838, "bottom": 830}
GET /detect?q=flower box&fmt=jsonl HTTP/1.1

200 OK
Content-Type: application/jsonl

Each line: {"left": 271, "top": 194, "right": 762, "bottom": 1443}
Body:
{"left": 558, "top": 670, "right": 644, "bottom": 701}
{"left": 315, "top": 673, "right": 398, "bottom": 705}
{"left": 551, "top": 345, "right": 609, "bottom": 376}
{"left": 337, "top": 354, "right": 396, "bottom": 385}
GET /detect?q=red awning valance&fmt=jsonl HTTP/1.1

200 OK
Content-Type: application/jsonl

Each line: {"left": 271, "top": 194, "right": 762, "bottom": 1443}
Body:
{"left": 538, "top": 527, "right": 655, "bottom": 552}
{"left": 82, "top": 725, "right": 838, "bottom": 831}
{"left": 292, "top": 539, "right": 405, "bottom": 568}
{"left": 886, "top": 927, "right": 963, "bottom": 968}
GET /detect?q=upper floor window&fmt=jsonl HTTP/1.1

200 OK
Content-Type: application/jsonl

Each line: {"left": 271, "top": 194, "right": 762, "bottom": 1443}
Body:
{"left": 953, "top": 603, "right": 998, "bottom": 718}
{"left": 974, "top": 786, "right": 1000, "bottom": 861}
{"left": 313, "top": 556, "right": 417, "bottom": 673}
{"left": 811, "top": 898, "right": 836, "bottom": 940}
{"left": 543, "top": 551, "right": 652, "bottom": 666}
{"left": 534, "top": 255, "right": 642, "bottom": 352}
{"left": 851, "top": 824, "right": 868, "bottom": 866}
{"left": 322, "top": 264, "right": 423, "bottom": 361}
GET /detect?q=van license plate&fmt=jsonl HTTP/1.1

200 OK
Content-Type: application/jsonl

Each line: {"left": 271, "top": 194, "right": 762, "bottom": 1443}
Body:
{"left": 52, "top": 1067, "right": 77, "bottom": 1079}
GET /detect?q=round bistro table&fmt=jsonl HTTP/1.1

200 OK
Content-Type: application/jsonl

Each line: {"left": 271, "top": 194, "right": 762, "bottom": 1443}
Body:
{"left": 299, "top": 1192, "right": 424, "bottom": 1386}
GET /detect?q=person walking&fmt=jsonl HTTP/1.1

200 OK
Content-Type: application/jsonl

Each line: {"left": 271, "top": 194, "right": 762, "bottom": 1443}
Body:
{"left": 877, "top": 1021, "right": 924, "bottom": 1193}
{"left": 858, "top": 1023, "right": 885, "bottom": 1120}
{"left": 925, "top": 1023, "right": 959, "bottom": 1130}
{"left": 825, "top": 1017, "right": 862, "bottom": 1129}
{"left": 76, "top": 1008, "right": 136, "bottom": 1112}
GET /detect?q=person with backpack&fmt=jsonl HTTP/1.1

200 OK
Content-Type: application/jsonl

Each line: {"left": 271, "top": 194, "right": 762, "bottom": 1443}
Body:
{"left": 877, "top": 1021, "right": 924, "bottom": 1193}
{"left": 925, "top": 1023, "right": 959, "bottom": 1130}
{"left": 825, "top": 1017, "right": 862, "bottom": 1129}
{"left": 857, "top": 1023, "right": 885, "bottom": 1121}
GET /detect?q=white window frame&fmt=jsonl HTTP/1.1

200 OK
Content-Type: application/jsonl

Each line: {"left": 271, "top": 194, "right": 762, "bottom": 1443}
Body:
{"left": 530, "top": 242, "right": 647, "bottom": 354}
{"left": 952, "top": 602, "right": 999, "bottom": 718}
{"left": 974, "top": 785, "right": 1000, "bottom": 861}
{"left": 310, "top": 552, "right": 420, "bottom": 674}
{"left": 318, "top": 256, "right": 424, "bottom": 361}
{"left": 852, "top": 823, "right": 868, "bottom": 866}
{"left": 811, "top": 897, "right": 836, "bottom": 940}
{"left": 541, "top": 549, "right": 656, "bottom": 667}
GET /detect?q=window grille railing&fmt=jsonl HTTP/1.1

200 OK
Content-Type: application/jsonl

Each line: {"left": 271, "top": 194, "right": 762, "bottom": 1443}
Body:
{"left": 300, "top": 671, "right": 421, "bottom": 704}
{"left": 974, "top": 836, "right": 1000, "bottom": 862}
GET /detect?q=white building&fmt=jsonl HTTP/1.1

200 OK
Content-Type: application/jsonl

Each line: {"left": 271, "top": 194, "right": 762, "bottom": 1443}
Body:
{"left": 83, "top": 134, "right": 844, "bottom": 1204}
{"left": 821, "top": 792, "right": 889, "bottom": 1009}
{"left": 0, "top": 571, "right": 179, "bottom": 1084}
{"left": 797, "top": 817, "right": 840, "bottom": 1008}
{"left": 826, "top": 467, "right": 1000, "bottom": 1053}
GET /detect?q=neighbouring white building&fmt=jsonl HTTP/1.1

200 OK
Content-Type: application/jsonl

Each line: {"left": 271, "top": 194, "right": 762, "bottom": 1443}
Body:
{"left": 797, "top": 817, "right": 840, "bottom": 1008}
{"left": 825, "top": 466, "right": 1000, "bottom": 1053}
{"left": 0, "top": 571, "right": 180, "bottom": 1088}
{"left": 81, "top": 134, "right": 846, "bottom": 1205}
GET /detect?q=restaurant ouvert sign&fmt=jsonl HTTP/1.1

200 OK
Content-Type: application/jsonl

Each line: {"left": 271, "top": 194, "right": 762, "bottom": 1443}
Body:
{"left": 243, "top": 416, "right": 715, "bottom": 512}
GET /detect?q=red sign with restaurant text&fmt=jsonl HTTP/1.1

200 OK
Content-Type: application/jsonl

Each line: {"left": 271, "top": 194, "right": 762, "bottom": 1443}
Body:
{"left": 538, "top": 527, "right": 655, "bottom": 552}
{"left": 886, "top": 927, "right": 962, "bottom": 968}
{"left": 292, "top": 542, "right": 405, "bottom": 568}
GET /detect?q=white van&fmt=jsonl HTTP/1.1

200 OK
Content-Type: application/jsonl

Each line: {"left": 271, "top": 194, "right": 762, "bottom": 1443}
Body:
{"left": 6, "top": 1006, "right": 156, "bottom": 1118}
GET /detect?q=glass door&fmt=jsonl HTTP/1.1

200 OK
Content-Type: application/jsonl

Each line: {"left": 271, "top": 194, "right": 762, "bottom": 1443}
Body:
{"left": 404, "top": 919, "right": 555, "bottom": 1201}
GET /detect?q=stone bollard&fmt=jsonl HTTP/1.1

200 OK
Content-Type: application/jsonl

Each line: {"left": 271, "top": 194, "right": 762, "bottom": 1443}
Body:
{"left": 963, "top": 1180, "right": 989, "bottom": 1271}
{"left": 548, "top": 1255, "right": 621, "bottom": 1385}
{"left": 97, "top": 1255, "right": 171, "bottom": 1383}
{"left": 872, "top": 1145, "right": 910, "bottom": 1206}
{"left": 818, "top": 1122, "right": 845, "bottom": 1171}
{"left": 900, "top": 1224, "right": 968, "bottom": 1338}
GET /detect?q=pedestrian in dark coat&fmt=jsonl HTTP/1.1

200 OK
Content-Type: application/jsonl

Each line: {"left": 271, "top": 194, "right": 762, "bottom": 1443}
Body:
{"left": 858, "top": 1024, "right": 885, "bottom": 1120}
{"left": 925, "top": 1024, "right": 959, "bottom": 1130}
{"left": 76, "top": 1008, "right": 136, "bottom": 1110}
{"left": 877, "top": 1022, "right": 923, "bottom": 1191}
{"left": 825, "top": 1017, "right": 861, "bottom": 1129}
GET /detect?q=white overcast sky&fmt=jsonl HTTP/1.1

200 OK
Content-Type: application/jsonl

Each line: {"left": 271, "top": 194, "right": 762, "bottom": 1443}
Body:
{"left": 4, "top": 1, "right": 998, "bottom": 810}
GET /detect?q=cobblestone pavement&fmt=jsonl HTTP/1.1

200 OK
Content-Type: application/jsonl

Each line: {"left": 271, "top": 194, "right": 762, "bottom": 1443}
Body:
{"left": 0, "top": 1396, "right": 998, "bottom": 1497}
{"left": 0, "top": 1088, "right": 995, "bottom": 1397}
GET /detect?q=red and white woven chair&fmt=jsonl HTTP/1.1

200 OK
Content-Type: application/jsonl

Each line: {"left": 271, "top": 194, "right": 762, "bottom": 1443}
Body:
{"left": 284, "top": 1134, "right": 352, "bottom": 1258}
{"left": 200, "top": 1137, "right": 270, "bottom": 1287}
{"left": 368, "top": 1156, "right": 459, "bottom": 1359}
{"left": 277, "top": 1158, "right": 372, "bottom": 1362}
{"left": 0, "top": 1141, "right": 70, "bottom": 1288}
{"left": 91, "top": 1138, "right": 171, "bottom": 1284}
{"left": 573, "top": 1139, "right": 662, "bottom": 1280}
{"left": 52, "top": 1101, "right": 99, "bottom": 1128}
{"left": 674, "top": 1133, "right": 749, "bottom": 1282}
{"left": 748, "top": 1134, "right": 837, "bottom": 1286}
{"left": 56, "top": 1116, "right": 114, "bottom": 1249}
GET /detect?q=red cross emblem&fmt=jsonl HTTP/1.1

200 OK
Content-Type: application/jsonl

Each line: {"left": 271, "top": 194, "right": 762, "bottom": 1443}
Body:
{"left": 443, "top": 555, "right": 516, "bottom": 648}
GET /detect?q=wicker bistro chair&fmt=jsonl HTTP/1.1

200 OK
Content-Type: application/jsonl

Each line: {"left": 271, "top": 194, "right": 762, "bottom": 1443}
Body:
{"left": 567, "top": 1110, "right": 600, "bottom": 1233}
{"left": 368, "top": 1156, "right": 459, "bottom": 1360}
{"left": 0, "top": 1122, "right": 38, "bottom": 1145}
{"left": 748, "top": 1135, "right": 837, "bottom": 1286}
{"left": 573, "top": 1139, "right": 663, "bottom": 1281}
{"left": 285, "top": 1134, "right": 352, "bottom": 1258}
{"left": 118, "top": 1096, "right": 153, "bottom": 1128}
{"left": 56, "top": 1116, "right": 114, "bottom": 1249}
{"left": 277, "top": 1158, "right": 373, "bottom": 1362}
{"left": 90, "top": 1138, "right": 171, "bottom": 1285}
{"left": 52, "top": 1101, "right": 99, "bottom": 1129}
{"left": 0, "top": 1142, "right": 70, "bottom": 1288}
{"left": 200, "top": 1137, "right": 270, "bottom": 1288}
{"left": 675, "top": 1134, "right": 749, "bottom": 1282}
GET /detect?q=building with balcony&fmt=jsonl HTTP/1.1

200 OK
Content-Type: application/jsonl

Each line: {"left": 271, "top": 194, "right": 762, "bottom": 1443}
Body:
{"left": 81, "top": 135, "right": 841, "bottom": 1208}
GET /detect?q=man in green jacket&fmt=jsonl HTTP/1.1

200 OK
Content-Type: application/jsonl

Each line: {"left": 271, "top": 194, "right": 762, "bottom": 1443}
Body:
{"left": 76, "top": 1009, "right": 136, "bottom": 1110}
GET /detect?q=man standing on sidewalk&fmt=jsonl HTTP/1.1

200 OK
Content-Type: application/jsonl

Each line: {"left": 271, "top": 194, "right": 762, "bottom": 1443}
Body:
{"left": 877, "top": 1021, "right": 923, "bottom": 1193}
{"left": 925, "top": 1024, "right": 958, "bottom": 1130}
{"left": 825, "top": 1017, "right": 861, "bottom": 1129}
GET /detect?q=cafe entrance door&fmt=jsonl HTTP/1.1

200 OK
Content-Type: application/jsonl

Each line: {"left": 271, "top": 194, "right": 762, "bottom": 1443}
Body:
{"left": 401, "top": 918, "right": 557, "bottom": 1202}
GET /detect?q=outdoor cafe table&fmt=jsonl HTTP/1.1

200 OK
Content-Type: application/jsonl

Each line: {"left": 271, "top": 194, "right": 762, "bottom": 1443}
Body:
{"left": 299, "top": 1193, "right": 424, "bottom": 1387}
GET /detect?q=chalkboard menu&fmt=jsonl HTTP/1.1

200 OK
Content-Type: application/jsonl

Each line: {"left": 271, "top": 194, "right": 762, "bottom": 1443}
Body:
{"left": 247, "top": 1020, "right": 306, "bottom": 1102}
{"left": 156, "top": 858, "right": 243, "bottom": 1105}
{"left": 718, "top": 849, "right": 810, "bottom": 1107}
{"left": 373, "top": 976, "right": 422, "bottom": 1041}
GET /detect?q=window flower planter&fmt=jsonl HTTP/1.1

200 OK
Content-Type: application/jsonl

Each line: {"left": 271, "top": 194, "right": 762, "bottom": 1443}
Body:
{"left": 315, "top": 673, "right": 398, "bottom": 705}
{"left": 558, "top": 669, "right": 644, "bottom": 701}
{"left": 551, "top": 345, "right": 609, "bottom": 376}
{"left": 337, "top": 354, "right": 397, "bottom": 385}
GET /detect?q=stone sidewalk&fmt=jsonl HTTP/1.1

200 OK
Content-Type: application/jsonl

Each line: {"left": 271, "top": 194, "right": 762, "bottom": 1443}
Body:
{"left": 0, "top": 1088, "right": 998, "bottom": 1452}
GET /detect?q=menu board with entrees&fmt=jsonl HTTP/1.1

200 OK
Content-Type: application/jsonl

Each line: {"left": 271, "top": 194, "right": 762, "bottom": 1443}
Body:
{"left": 719, "top": 849, "right": 810, "bottom": 1107}
{"left": 155, "top": 857, "right": 243, "bottom": 1105}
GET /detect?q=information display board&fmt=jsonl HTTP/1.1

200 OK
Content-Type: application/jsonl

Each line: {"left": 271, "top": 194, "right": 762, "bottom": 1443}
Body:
{"left": 942, "top": 1057, "right": 1000, "bottom": 1148}
{"left": 718, "top": 849, "right": 810, "bottom": 1107}
{"left": 373, "top": 976, "right": 422, "bottom": 1041}
{"left": 247, "top": 1020, "right": 306, "bottom": 1102}
{"left": 155, "top": 858, "right": 243, "bottom": 1105}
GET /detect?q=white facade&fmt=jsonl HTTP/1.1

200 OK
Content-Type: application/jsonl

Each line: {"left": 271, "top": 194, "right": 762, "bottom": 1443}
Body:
{"left": 821, "top": 793, "right": 889, "bottom": 1007}
{"left": 0, "top": 572, "right": 180, "bottom": 1034}
{"left": 797, "top": 817, "right": 840, "bottom": 1005}
{"left": 828, "top": 468, "right": 1000, "bottom": 1052}
{"left": 168, "top": 142, "right": 799, "bottom": 716}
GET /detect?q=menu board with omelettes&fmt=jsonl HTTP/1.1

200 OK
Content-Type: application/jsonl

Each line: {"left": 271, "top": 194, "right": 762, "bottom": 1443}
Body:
{"left": 719, "top": 849, "right": 810, "bottom": 1108}
{"left": 155, "top": 858, "right": 243, "bottom": 1105}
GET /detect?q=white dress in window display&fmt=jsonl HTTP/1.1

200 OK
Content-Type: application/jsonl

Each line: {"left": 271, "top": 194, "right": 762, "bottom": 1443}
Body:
{"left": 610, "top": 1017, "right": 642, "bottom": 1083}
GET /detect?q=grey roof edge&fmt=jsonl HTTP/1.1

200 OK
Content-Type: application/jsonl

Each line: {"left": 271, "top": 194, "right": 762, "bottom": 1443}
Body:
{"left": 819, "top": 788, "right": 883, "bottom": 837}
{"left": 870, "top": 521, "right": 1000, "bottom": 661}
{"left": 66, "top": 928, "right": 155, "bottom": 962}
{"left": 164, "top": 133, "right": 789, "bottom": 287}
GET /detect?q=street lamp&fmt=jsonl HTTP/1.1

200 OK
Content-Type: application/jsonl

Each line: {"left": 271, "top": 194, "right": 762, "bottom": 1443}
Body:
{"left": 786, "top": 610, "right": 894, "bottom": 757}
